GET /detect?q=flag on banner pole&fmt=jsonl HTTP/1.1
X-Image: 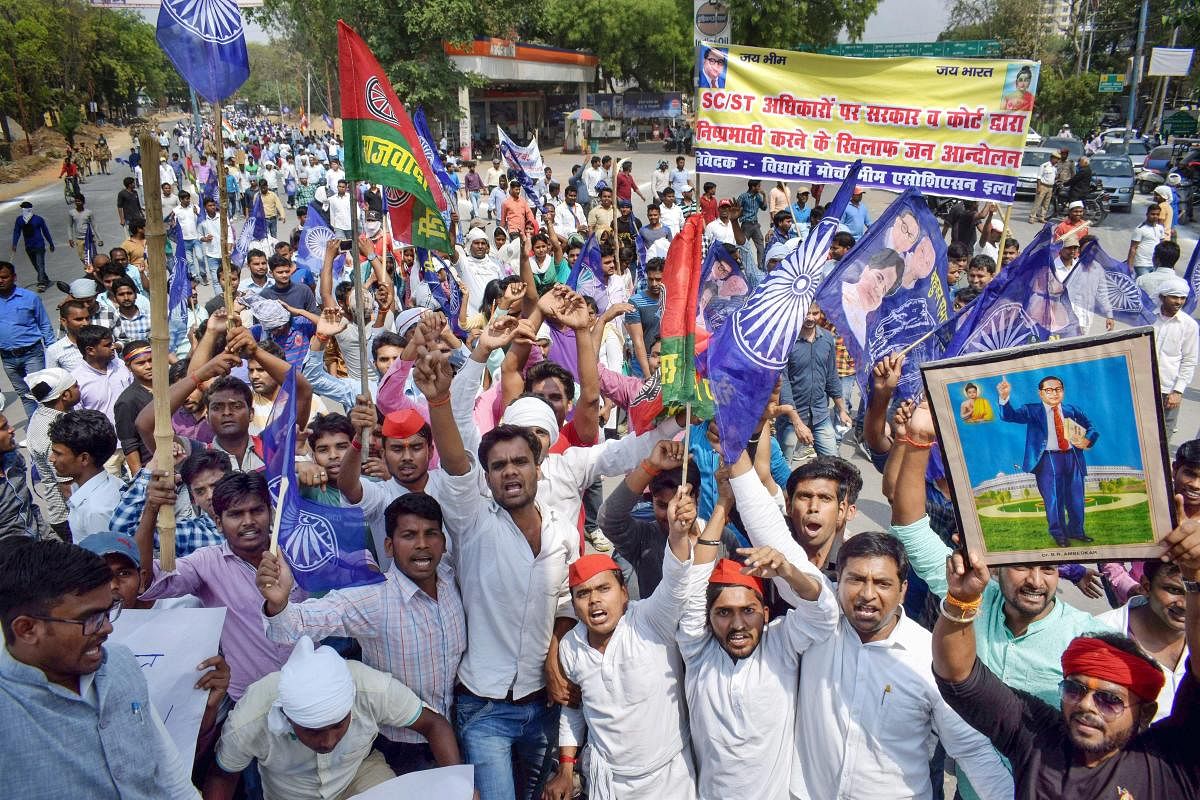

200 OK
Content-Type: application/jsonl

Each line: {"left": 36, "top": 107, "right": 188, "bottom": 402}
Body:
{"left": 706, "top": 161, "right": 863, "bottom": 463}
{"left": 944, "top": 225, "right": 1080, "bottom": 356}
{"left": 155, "top": 0, "right": 249, "bottom": 103}
{"left": 168, "top": 221, "right": 191, "bottom": 315}
{"left": 295, "top": 202, "right": 337, "bottom": 280}
{"left": 230, "top": 196, "right": 267, "bottom": 268}
{"left": 1069, "top": 240, "right": 1157, "bottom": 328}
{"left": 814, "top": 188, "right": 952, "bottom": 401}
{"left": 299, "top": 107, "right": 309, "bottom": 131}
{"left": 1183, "top": 238, "right": 1200, "bottom": 316}
{"left": 416, "top": 249, "right": 467, "bottom": 339}
{"left": 413, "top": 107, "right": 460, "bottom": 204}
{"left": 83, "top": 222, "right": 98, "bottom": 267}
{"left": 497, "top": 125, "right": 545, "bottom": 209}
{"left": 565, "top": 234, "right": 610, "bottom": 313}
{"left": 262, "top": 368, "right": 384, "bottom": 592}
{"left": 322, "top": 113, "right": 334, "bottom": 129}
{"left": 659, "top": 214, "right": 707, "bottom": 410}
{"left": 202, "top": 166, "right": 219, "bottom": 203}
{"left": 338, "top": 21, "right": 452, "bottom": 253}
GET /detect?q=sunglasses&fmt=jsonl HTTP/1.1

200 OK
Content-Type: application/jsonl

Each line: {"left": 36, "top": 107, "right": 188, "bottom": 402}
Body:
{"left": 1059, "top": 678, "right": 1130, "bottom": 719}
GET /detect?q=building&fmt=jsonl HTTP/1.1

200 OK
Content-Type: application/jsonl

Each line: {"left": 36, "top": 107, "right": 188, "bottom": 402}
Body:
{"left": 974, "top": 465, "right": 1146, "bottom": 497}
{"left": 443, "top": 37, "right": 598, "bottom": 157}
{"left": 1039, "top": 0, "right": 1074, "bottom": 37}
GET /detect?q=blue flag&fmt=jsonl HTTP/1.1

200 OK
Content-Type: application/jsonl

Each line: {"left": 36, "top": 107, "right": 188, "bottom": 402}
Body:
{"left": 413, "top": 108, "right": 459, "bottom": 205}
{"left": 566, "top": 234, "right": 610, "bottom": 313}
{"left": 694, "top": 240, "right": 749, "bottom": 340}
{"left": 497, "top": 125, "right": 543, "bottom": 209}
{"left": 1069, "top": 240, "right": 1157, "bottom": 328}
{"left": 156, "top": 0, "right": 249, "bottom": 104}
{"left": 416, "top": 249, "right": 467, "bottom": 339}
{"left": 706, "top": 161, "right": 863, "bottom": 462}
{"left": 203, "top": 167, "right": 219, "bottom": 203}
{"left": 1183, "top": 238, "right": 1200, "bottom": 316}
{"left": 815, "top": 189, "right": 952, "bottom": 400}
{"left": 230, "top": 196, "right": 267, "bottom": 268}
{"left": 295, "top": 202, "right": 337, "bottom": 279}
{"left": 83, "top": 222, "right": 98, "bottom": 266}
{"left": 322, "top": 113, "right": 334, "bottom": 128}
{"left": 945, "top": 226, "right": 1080, "bottom": 357}
{"left": 262, "top": 368, "right": 384, "bottom": 592}
{"left": 168, "top": 221, "right": 191, "bottom": 314}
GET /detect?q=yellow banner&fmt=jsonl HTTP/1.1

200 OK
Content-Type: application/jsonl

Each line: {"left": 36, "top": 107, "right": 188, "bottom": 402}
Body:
{"left": 694, "top": 43, "right": 1039, "bottom": 203}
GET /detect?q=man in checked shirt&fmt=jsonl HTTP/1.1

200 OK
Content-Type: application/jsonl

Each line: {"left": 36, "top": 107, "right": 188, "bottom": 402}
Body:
{"left": 255, "top": 491, "right": 466, "bottom": 776}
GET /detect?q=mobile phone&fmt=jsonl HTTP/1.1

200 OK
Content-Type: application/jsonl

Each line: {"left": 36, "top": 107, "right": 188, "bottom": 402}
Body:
{"left": 339, "top": 239, "right": 352, "bottom": 252}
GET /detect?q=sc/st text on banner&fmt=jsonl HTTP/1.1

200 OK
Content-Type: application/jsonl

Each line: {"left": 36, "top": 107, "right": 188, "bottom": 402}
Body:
{"left": 693, "top": 43, "right": 1039, "bottom": 203}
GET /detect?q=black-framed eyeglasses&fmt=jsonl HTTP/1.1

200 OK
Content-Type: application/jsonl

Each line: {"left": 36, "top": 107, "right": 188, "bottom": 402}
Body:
{"left": 29, "top": 599, "right": 122, "bottom": 636}
{"left": 1059, "top": 677, "right": 1130, "bottom": 719}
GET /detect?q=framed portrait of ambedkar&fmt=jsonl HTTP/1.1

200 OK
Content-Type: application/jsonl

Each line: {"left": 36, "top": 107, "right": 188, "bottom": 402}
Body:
{"left": 920, "top": 328, "right": 1174, "bottom": 566}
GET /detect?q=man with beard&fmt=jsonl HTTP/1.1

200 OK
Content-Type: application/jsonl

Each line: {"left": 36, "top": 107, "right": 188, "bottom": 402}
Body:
{"left": 256, "top": 491, "right": 466, "bottom": 776}
{"left": 456, "top": 228, "right": 506, "bottom": 314}
{"left": 416, "top": 342, "right": 579, "bottom": 800}
{"left": 677, "top": 453, "right": 838, "bottom": 799}
{"left": 136, "top": 470, "right": 305, "bottom": 703}
{"left": 888, "top": 400, "right": 1114, "bottom": 800}
{"left": 0, "top": 537, "right": 199, "bottom": 799}
{"left": 933, "top": 508, "right": 1200, "bottom": 799}
{"left": 542, "top": 487, "right": 700, "bottom": 800}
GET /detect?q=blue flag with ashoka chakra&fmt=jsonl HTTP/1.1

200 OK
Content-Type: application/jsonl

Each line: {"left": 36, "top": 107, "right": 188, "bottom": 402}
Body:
{"left": 156, "top": 0, "right": 250, "bottom": 104}
{"left": 262, "top": 368, "right": 384, "bottom": 592}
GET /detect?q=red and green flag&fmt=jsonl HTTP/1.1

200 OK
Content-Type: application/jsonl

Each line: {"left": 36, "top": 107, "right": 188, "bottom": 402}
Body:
{"left": 658, "top": 213, "right": 714, "bottom": 418}
{"left": 337, "top": 21, "right": 452, "bottom": 253}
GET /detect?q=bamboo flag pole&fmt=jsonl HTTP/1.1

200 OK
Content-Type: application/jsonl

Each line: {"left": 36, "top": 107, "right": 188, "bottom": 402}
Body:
{"left": 269, "top": 475, "right": 289, "bottom": 555}
{"left": 139, "top": 133, "right": 176, "bottom": 571}
{"left": 348, "top": 190, "right": 372, "bottom": 457}
{"left": 213, "top": 100, "right": 236, "bottom": 330}
{"left": 680, "top": 401, "right": 692, "bottom": 488}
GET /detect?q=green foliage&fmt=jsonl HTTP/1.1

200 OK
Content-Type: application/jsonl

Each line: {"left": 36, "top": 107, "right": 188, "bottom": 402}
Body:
{"left": 728, "top": 0, "right": 880, "bottom": 51}
{"left": 940, "top": 0, "right": 1059, "bottom": 62}
{"left": 58, "top": 105, "right": 82, "bottom": 145}
{"left": 1032, "top": 69, "right": 1104, "bottom": 136}
{"left": 240, "top": 43, "right": 305, "bottom": 112}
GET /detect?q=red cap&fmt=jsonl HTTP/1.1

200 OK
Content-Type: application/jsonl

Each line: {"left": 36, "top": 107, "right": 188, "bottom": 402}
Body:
{"left": 1061, "top": 637, "right": 1165, "bottom": 703}
{"left": 381, "top": 408, "right": 427, "bottom": 440}
{"left": 708, "top": 558, "right": 764, "bottom": 596}
{"left": 568, "top": 554, "right": 621, "bottom": 589}
{"left": 717, "top": 198, "right": 733, "bottom": 208}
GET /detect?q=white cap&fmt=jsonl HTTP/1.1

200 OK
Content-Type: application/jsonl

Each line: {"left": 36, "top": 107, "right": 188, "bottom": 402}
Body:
{"left": 1067, "top": 200, "right": 1084, "bottom": 210}
{"left": 1158, "top": 276, "right": 1190, "bottom": 298}
{"left": 990, "top": 218, "right": 1005, "bottom": 232}
{"left": 24, "top": 367, "right": 77, "bottom": 403}
{"left": 395, "top": 307, "right": 425, "bottom": 336}
{"left": 1155, "top": 185, "right": 1172, "bottom": 199}
{"left": 66, "top": 278, "right": 99, "bottom": 298}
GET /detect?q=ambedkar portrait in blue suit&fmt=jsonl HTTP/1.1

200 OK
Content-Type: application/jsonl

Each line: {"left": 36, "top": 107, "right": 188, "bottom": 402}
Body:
{"left": 997, "top": 374, "right": 1099, "bottom": 547}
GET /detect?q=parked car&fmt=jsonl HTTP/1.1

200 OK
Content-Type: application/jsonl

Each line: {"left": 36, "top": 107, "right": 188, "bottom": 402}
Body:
{"left": 1100, "top": 127, "right": 1140, "bottom": 142}
{"left": 1137, "top": 145, "right": 1176, "bottom": 193}
{"left": 1042, "top": 137, "right": 1084, "bottom": 160}
{"left": 1016, "top": 147, "right": 1057, "bottom": 198}
{"left": 1098, "top": 140, "right": 1150, "bottom": 171}
{"left": 1088, "top": 155, "right": 1135, "bottom": 211}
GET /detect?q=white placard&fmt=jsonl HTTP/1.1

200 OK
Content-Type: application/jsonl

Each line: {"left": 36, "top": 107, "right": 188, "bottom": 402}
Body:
{"left": 1148, "top": 47, "right": 1194, "bottom": 77}
{"left": 348, "top": 765, "right": 475, "bottom": 799}
{"left": 110, "top": 606, "right": 227, "bottom": 768}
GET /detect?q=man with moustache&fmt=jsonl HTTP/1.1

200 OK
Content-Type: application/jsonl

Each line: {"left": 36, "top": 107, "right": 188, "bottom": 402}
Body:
{"left": 256, "top": 491, "right": 467, "bottom": 776}
{"left": 888, "top": 400, "right": 1114, "bottom": 800}
{"left": 933, "top": 513, "right": 1200, "bottom": 799}
{"left": 734, "top": 447, "right": 1013, "bottom": 800}
{"left": 0, "top": 537, "right": 200, "bottom": 799}
{"left": 542, "top": 487, "right": 701, "bottom": 800}
{"left": 677, "top": 451, "right": 839, "bottom": 800}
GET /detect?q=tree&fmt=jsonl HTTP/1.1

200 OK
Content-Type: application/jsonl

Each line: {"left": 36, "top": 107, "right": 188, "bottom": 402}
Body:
{"left": 940, "top": 0, "right": 1064, "bottom": 62}
{"left": 726, "top": 0, "right": 880, "bottom": 51}
{"left": 240, "top": 43, "right": 305, "bottom": 113}
{"left": 1032, "top": 69, "right": 1104, "bottom": 136}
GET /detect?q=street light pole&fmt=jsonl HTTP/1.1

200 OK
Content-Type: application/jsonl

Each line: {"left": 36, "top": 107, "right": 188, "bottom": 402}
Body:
{"left": 1123, "top": 0, "right": 1149, "bottom": 146}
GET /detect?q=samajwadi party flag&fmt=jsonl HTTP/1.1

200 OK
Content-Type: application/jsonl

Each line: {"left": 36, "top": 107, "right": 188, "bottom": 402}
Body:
{"left": 336, "top": 21, "right": 452, "bottom": 253}
{"left": 659, "top": 214, "right": 710, "bottom": 414}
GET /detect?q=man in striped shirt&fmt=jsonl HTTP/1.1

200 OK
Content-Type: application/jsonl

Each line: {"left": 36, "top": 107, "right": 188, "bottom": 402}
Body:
{"left": 256, "top": 491, "right": 466, "bottom": 776}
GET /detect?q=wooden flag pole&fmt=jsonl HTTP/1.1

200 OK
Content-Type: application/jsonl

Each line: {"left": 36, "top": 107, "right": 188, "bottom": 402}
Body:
{"left": 680, "top": 401, "right": 692, "bottom": 489}
{"left": 213, "top": 100, "right": 236, "bottom": 330}
{"left": 269, "top": 475, "right": 289, "bottom": 556}
{"left": 348, "top": 188, "right": 373, "bottom": 457}
{"left": 138, "top": 133, "right": 176, "bottom": 571}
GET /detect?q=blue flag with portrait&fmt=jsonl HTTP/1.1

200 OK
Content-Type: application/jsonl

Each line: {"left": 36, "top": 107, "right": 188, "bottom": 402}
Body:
{"left": 705, "top": 161, "right": 862, "bottom": 463}
{"left": 1183, "top": 238, "right": 1200, "bottom": 316}
{"left": 262, "top": 368, "right": 384, "bottom": 592}
{"left": 155, "top": 0, "right": 250, "bottom": 104}
{"left": 415, "top": 248, "right": 467, "bottom": 338}
{"left": 946, "top": 225, "right": 1081, "bottom": 357}
{"left": 815, "top": 189, "right": 952, "bottom": 400}
{"left": 230, "top": 195, "right": 267, "bottom": 269}
{"left": 83, "top": 222, "right": 98, "bottom": 266}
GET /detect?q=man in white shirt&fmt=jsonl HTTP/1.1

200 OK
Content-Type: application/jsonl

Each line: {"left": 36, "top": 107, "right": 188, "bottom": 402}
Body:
{"left": 323, "top": 157, "right": 345, "bottom": 191}
{"left": 173, "top": 190, "right": 203, "bottom": 283}
{"left": 485, "top": 157, "right": 504, "bottom": 193}
{"left": 415, "top": 338, "right": 580, "bottom": 800}
{"left": 582, "top": 156, "right": 606, "bottom": 203}
{"left": 554, "top": 185, "right": 588, "bottom": 240}
{"left": 454, "top": 228, "right": 506, "bottom": 314}
{"left": 668, "top": 155, "right": 691, "bottom": 197}
{"left": 48, "top": 408, "right": 123, "bottom": 539}
{"left": 543, "top": 491, "right": 701, "bottom": 800}
{"left": 658, "top": 187, "right": 684, "bottom": 233}
{"left": 198, "top": 197, "right": 233, "bottom": 286}
{"left": 1151, "top": 276, "right": 1197, "bottom": 439}
{"left": 205, "top": 636, "right": 462, "bottom": 800}
{"left": 1135, "top": 240, "right": 1182, "bottom": 300}
{"left": 1127, "top": 203, "right": 1166, "bottom": 278}
{"left": 677, "top": 450, "right": 840, "bottom": 800}
{"left": 740, "top": 470, "right": 1013, "bottom": 800}
{"left": 327, "top": 179, "right": 353, "bottom": 238}
{"left": 704, "top": 198, "right": 741, "bottom": 246}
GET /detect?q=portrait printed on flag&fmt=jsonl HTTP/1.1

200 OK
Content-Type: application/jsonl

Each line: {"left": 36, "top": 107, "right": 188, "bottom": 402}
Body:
{"left": 922, "top": 329, "right": 1174, "bottom": 565}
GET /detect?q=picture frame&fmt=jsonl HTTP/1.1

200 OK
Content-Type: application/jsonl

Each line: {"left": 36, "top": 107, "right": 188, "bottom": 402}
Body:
{"left": 920, "top": 328, "right": 1174, "bottom": 566}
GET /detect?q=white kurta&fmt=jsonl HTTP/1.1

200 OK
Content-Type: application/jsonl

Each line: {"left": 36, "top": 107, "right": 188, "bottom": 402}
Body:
{"left": 730, "top": 471, "right": 1013, "bottom": 800}
{"left": 558, "top": 546, "right": 697, "bottom": 800}
{"left": 678, "top": 558, "right": 839, "bottom": 800}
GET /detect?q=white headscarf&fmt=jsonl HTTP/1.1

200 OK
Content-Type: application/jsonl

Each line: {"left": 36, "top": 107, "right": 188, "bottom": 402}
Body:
{"left": 267, "top": 636, "right": 356, "bottom": 735}
{"left": 501, "top": 396, "right": 560, "bottom": 446}
{"left": 1158, "top": 276, "right": 1190, "bottom": 298}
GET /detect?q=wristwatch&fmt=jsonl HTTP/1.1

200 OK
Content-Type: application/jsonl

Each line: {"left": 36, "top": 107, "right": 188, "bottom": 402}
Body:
{"left": 1183, "top": 578, "right": 1200, "bottom": 594}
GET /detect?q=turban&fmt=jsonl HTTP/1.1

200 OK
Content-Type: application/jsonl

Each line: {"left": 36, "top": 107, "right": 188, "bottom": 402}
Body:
{"left": 501, "top": 396, "right": 559, "bottom": 446}
{"left": 1158, "top": 276, "right": 1190, "bottom": 298}
{"left": 1061, "top": 636, "right": 1164, "bottom": 703}
{"left": 708, "top": 558, "right": 764, "bottom": 596}
{"left": 268, "top": 636, "right": 356, "bottom": 734}
{"left": 381, "top": 408, "right": 427, "bottom": 440}
{"left": 569, "top": 554, "right": 622, "bottom": 588}
{"left": 246, "top": 296, "right": 291, "bottom": 330}
{"left": 465, "top": 228, "right": 489, "bottom": 243}
{"left": 394, "top": 307, "right": 425, "bottom": 336}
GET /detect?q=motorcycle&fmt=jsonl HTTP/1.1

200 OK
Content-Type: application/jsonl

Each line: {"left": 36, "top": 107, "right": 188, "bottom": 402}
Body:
{"left": 624, "top": 127, "right": 639, "bottom": 150}
{"left": 1135, "top": 168, "right": 1165, "bottom": 196}
{"left": 1052, "top": 179, "right": 1109, "bottom": 225}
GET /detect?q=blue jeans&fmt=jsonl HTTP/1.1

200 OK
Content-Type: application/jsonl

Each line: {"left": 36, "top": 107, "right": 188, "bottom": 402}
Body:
{"left": 455, "top": 692, "right": 558, "bottom": 800}
{"left": 24, "top": 248, "right": 49, "bottom": 286}
{"left": 205, "top": 255, "right": 222, "bottom": 285}
{"left": 185, "top": 239, "right": 205, "bottom": 280}
{"left": 778, "top": 416, "right": 839, "bottom": 464}
{"left": 267, "top": 218, "right": 278, "bottom": 238}
{"left": 2, "top": 344, "right": 46, "bottom": 421}
{"left": 839, "top": 375, "right": 857, "bottom": 420}
{"left": 469, "top": 190, "right": 481, "bottom": 218}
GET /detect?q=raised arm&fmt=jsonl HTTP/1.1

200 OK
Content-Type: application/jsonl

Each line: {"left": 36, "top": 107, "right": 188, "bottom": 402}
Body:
{"left": 557, "top": 289, "right": 601, "bottom": 444}
{"left": 225, "top": 326, "right": 312, "bottom": 428}
{"left": 887, "top": 400, "right": 953, "bottom": 597}
{"left": 136, "top": 350, "right": 240, "bottom": 454}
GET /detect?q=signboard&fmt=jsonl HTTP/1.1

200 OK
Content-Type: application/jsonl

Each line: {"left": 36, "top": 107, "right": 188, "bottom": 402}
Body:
{"left": 1098, "top": 73, "right": 1125, "bottom": 93}
{"left": 1162, "top": 111, "right": 1198, "bottom": 138}
{"left": 1148, "top": 47, "right": 1194, "bottom": 77}
{"left": 694, "top": 43, "right": 1038, "bottom": 203}
{"left": 584, "top": 92, "right": 685, "bottom": 120}
{"left": 694, "top": 0, "right": 731, "bottom": 47}
{"left": 818, "top": 40, "right": 1002, "bottom": 59}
